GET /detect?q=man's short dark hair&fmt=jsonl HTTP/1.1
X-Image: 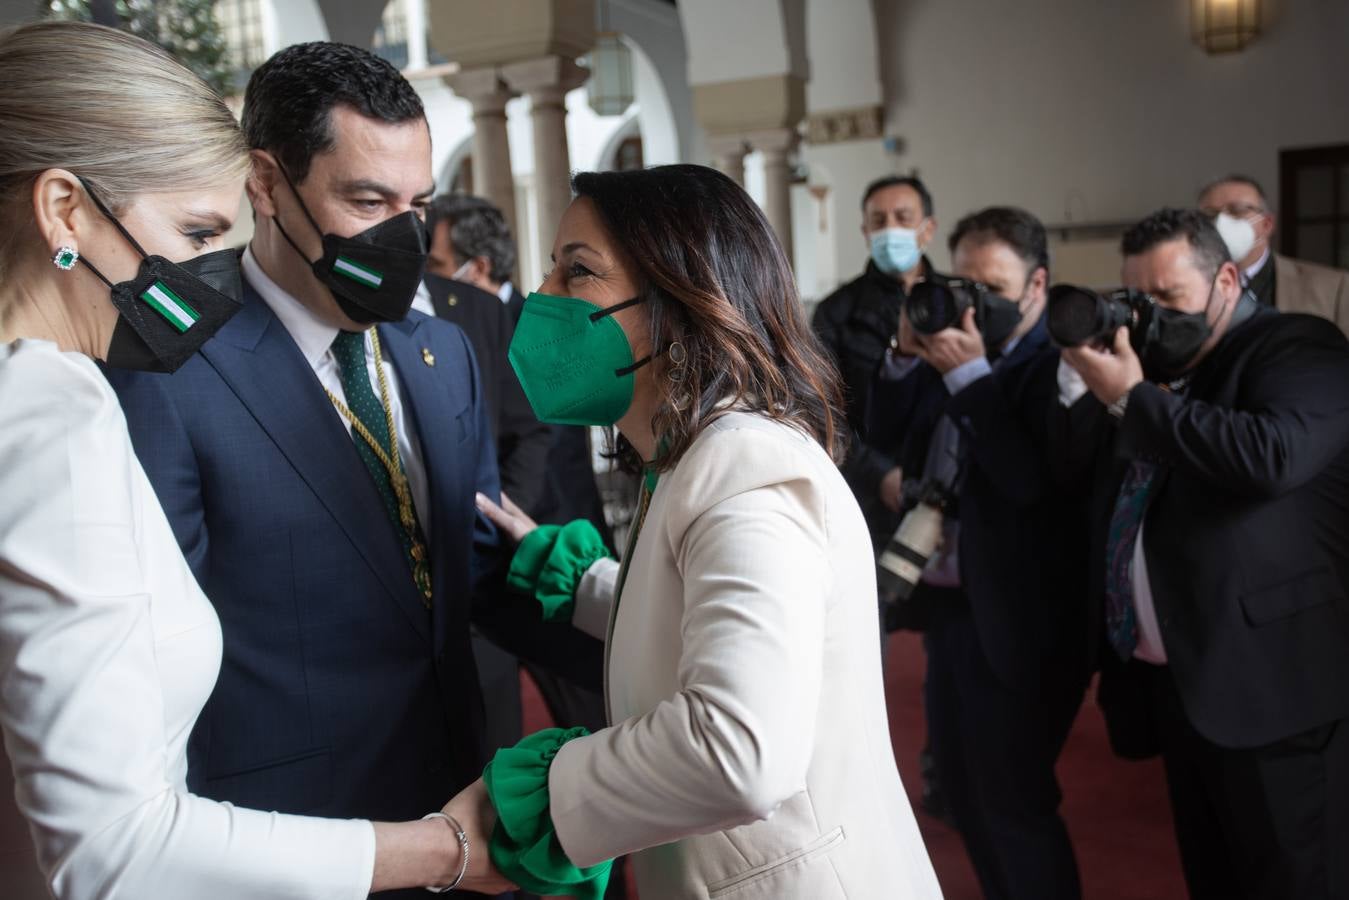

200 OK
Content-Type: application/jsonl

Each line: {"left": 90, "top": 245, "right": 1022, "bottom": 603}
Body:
{"left": 861, "top": 175, "right": 933, "bottom": 217}
{"left": 1121, "top": 208, "right": 1232, "bottom": 280}
{"left": 1198, "top": 173, "right": 1269, "bottom": 207}
{"left": 947, "top": 206, "right": 1049, "bottom": 278}
{"left": 242, "top": 42, "right": 425, "bottom": 183}
{"left": 426, "top": 193, "right": 517, "bottom": 284}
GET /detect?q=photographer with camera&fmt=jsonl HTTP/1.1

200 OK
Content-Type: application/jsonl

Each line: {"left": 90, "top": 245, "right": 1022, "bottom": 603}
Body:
{"left": 868, "top": 207, "right": 1090, "bottom": 900}
{"left": 1057, "top": 208, "right": 1349, "bottom": 900}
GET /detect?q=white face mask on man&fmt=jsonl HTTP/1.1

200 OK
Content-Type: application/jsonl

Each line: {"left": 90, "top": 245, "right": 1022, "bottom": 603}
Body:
{"left": 450, "top": 258, "right": 474, "bottom": 282}
{"left": 1214, "top": 212, "right": 1258, "bottom": 263}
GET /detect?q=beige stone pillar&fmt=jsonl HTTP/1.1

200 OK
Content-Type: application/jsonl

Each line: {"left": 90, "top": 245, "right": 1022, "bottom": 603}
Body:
{"left": 502, "top": 56, "right": 589, "bottom": 243}
{"left": 708, "top": 135, "right": 750, "bottom": 187}
{"left": 444, "top": 66, "right": 520, "bottom": 245}
{"left": 693, "top": 75, "right": 805, "bottom": 268}
{"left": 747, "top": 128, "right": 799, "bottom": 261}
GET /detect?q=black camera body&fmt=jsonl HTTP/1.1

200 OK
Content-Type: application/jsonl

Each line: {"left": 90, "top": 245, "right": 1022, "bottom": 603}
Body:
{"left": 1046, "top": 284, "right": 1159, "bottom": 350}
{"left": 905, "top": 275, "right": 1027, "bottom": 350}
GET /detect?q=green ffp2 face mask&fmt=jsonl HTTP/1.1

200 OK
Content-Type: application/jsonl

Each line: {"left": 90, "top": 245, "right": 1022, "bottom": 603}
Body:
{"left": 507, "top": 292, "right": 651, "bottom": 426}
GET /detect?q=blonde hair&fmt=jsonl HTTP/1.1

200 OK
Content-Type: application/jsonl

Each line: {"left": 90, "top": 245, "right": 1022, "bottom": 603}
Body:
{"left": 0, "top": 21, "right": 249, "bottom": 271}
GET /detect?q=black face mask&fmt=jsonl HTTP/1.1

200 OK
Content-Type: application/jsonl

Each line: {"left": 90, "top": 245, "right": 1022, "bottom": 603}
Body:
{"left": 77, "top": 179, "right": 244, "bottom": 373}
{"left": 979, "top": 291, "right": 1026, "bottom": 349}
{"left": 273, "top": 169, "right": 428, "bottom": 325}
{"left": 1138, "top": 278, "right": 1219, "bottom": 382}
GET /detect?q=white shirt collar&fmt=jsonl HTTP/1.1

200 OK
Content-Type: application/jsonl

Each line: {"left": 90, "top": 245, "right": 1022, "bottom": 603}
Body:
{"left": 497, "top": 280, "right": 514, "bottom": 304}
{"left": 242, "top": 246, "right": 340, "bottom": 370}
{"left": 1244, "top": 247, "right": 1271, "bottom": 282}
{"left": 410, "top": 280, "right": 435, "bottom": 317}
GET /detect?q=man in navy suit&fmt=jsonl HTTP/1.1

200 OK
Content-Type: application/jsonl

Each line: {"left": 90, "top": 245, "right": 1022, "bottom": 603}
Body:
{"left": 868, "top": 208, "right": 1091, "bottom": 900}
{"left": 106, "top": 43, "right": 598, "bottom": 897}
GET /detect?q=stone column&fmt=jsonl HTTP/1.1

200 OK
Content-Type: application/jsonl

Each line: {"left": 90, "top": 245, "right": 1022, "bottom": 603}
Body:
{"left": 502, "top": 56, "right": 590, "bottom": 243}
{"left": 444, "top": 66, "right": 520, "bottom": 244}
{"left": 708, "top": 135, "right": 750, "bottom": 187}
{"left": 747, "top": 127, "right": 799, "bottom": 261}
{"left": 693, "top": 75, "right": 805, "bottom": 268}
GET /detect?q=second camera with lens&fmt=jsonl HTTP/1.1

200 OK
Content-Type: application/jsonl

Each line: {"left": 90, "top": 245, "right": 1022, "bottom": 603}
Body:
{"left": 1046, "top": 284, "right": 1158, "bottom": 350}
{"left": 905, "top": 275, "right": 1024, "bottom": 346}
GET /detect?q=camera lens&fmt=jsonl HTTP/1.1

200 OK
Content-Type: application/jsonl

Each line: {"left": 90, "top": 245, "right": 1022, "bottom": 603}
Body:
{"left": 1047, "top": 284, "right": 1107, "bottom": 347}
{"left": 907, "top": 280, "right": 962, "bottom": 335}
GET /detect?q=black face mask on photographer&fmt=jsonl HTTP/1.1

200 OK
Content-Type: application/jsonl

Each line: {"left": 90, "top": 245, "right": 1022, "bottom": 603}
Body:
{"left": 979, "top": 279, "right": 1033, "bottom": 350}
{"left": 271, "top": 167, "right": 428, "bottom": 325}
{"left": 75, "top": 178, "right": 244, "bottom": 373}
{"left": 1138, "top": 276, "right": 1223, "bottom": 382}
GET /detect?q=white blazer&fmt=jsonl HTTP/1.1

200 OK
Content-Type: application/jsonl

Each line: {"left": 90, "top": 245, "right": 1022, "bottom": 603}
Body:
{"left": 550, "top": 411, "right": 942, "bottom": 900}
{"left": 0, "top": 340, "right": 375, "bottom": 899}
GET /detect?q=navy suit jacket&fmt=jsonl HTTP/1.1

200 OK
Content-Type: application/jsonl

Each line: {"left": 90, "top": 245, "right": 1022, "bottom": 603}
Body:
{"left": 106, "top": 280, "right": 600, "bottom": 830}
{"left": 867, "top": 319, "right": 1092, "bottom": 687}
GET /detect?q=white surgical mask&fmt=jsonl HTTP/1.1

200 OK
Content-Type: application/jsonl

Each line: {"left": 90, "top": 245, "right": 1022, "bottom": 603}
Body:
{"left": 450, "top": 258, "right": 474, "bottom": 282}
{"left": 1214, "top": 212, "right": 1257, "bottom": 263}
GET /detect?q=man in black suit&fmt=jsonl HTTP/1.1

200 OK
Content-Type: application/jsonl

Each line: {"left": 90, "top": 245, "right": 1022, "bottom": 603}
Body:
{"left": 426, "top": 193, "right": 527, "bottom": 321}
{"left": 868, "top": 208, "right": 1090, "bottom": 900}
{"left": 1062, "top": 208, "right": 1349, "bottom": 900}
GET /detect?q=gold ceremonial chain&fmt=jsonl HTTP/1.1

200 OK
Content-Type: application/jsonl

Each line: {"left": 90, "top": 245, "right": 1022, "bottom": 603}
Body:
{"left": 325, "top": 329, "right": 433, "bottom": 607}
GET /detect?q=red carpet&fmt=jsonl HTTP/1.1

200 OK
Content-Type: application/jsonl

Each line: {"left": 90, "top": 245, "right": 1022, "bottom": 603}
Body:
{"left": 522, "top": 630, "right": 1188, "bottom": 899}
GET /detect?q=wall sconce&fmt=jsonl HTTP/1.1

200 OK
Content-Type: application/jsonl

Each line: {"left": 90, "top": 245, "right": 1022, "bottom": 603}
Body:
{"left": 1191, "top": 0, "right": 1261, "bottom": 53}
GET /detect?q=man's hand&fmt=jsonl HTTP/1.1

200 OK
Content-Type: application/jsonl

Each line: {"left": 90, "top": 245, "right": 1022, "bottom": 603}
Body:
{"left": 879, "top": 466, "right": 904, "bottom": 513}
{"left": 441, "top": 778, "right": 517, "bottom": 894}
{"left": 896, "top": 307, "right": 923, "bottom": 358}
{"left": 476, "top": 491, "right": 538, "bottom": 544}
{"left": 1060, "top": 326, "right": 1144, "bottom": 406}
{"left": 913, "top": 307, "right": 986, "bottom": 374}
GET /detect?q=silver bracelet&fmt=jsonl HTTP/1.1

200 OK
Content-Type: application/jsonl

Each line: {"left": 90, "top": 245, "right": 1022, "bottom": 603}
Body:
{"left": 422, "top": 811, "right": 470, "bottom": 894}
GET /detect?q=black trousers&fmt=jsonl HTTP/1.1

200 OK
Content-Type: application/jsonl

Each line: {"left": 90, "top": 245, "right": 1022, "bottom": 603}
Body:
{"left": 1139, "top": 662, "right": 1349, "bottom": 900}
{"left": 924, "top": 589, "right": 1086, "bottom": 900}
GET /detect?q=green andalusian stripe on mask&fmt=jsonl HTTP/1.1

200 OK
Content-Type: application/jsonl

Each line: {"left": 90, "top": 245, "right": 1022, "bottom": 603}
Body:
{"left": 334, "top": 256, "right": 384, "bottom": 289}
{"left": 140, "top": 281, "right": 201, "bottom": 333}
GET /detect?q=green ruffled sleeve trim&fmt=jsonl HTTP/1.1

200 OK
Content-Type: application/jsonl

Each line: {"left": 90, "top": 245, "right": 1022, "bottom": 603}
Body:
{"left": 506, "top": 519, "right": 613, "bottom": 622}
{"left": 483, "top": 726, "right": 613, "bottom": 900}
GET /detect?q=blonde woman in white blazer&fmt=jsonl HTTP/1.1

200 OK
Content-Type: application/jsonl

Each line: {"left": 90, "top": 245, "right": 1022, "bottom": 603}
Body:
{"left": 0, "top": 23, "right": 509, "bottom": 898}
{"left": 470, "top": 164, "right": 943, "bottom": 900}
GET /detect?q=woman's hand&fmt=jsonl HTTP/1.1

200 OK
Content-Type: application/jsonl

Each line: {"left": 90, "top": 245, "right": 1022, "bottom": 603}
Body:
{"left": 440, "top": 778, "right": 517, "bottom": 894}
{"left": 475, "top": 491, "right": 539, "bottom": 544}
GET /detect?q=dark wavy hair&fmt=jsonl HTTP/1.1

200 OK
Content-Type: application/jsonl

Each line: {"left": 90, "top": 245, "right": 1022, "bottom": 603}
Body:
{"left": 571, "top": 164, "right": 847, "bottom": 473}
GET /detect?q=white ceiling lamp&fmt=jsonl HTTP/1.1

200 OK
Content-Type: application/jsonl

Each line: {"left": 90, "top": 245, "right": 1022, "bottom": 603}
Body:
{"left": 587, "top": 1, "right": 634, "bottom": 117}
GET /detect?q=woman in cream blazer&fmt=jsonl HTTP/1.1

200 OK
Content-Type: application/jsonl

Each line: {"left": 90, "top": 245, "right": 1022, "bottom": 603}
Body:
{"left": 474, "top": 164, "right": 942, "bottom": 900}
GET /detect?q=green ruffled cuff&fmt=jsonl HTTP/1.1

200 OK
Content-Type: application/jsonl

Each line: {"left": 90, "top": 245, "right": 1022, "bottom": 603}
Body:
{"left": 483, "top": 726, "right": 612, "bottom": 900}
{"left": 506, "top": 520, "right": 613, "bottom": 622}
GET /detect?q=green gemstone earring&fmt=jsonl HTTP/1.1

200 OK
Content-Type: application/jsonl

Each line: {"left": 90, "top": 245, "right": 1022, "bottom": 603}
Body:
{"left": 52, "top": 246, "right": 79, "bottom": 271}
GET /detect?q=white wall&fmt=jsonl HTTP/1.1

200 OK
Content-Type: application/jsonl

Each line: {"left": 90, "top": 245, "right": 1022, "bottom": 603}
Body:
{"left": 872, "top": 0, "right": 1349, "bottom": 284}
{"left": 805, "top": 0, "right": 880, "bottom": 110}
{"left": 679, "top": 0, "right": 809, "bottom": 84}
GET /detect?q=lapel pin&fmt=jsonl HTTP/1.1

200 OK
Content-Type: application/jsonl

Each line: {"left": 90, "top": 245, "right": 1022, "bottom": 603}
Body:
{"left": 422, "top": 348, "right": 436, "bottom": 367}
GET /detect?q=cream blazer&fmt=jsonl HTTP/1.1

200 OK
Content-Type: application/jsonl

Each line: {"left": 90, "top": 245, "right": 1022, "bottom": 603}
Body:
{"left": 1275, "top": 253, "right": 1349, "bottom": 336}
{"left": 549, "top": 411, "right": 942, "bottom": 900}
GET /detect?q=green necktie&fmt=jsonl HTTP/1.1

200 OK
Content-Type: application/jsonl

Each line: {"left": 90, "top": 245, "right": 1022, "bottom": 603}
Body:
{"left": 330, "top": 329, "right": 431, "bottom": 603}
